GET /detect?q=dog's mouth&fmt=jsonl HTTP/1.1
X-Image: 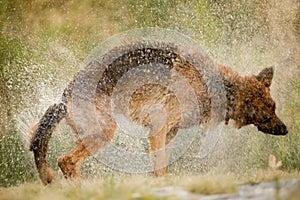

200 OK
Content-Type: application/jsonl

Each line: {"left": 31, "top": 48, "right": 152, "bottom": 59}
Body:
{"left": 233, "top": 120, "right": 243, "bottom": 129}
{"left": 257, "top": 125, "right": 288, "bottom": 135}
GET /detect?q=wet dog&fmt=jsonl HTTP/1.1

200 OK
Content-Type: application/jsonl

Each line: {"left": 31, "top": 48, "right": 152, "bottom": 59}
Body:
{"left": 30, "top": 41, "right": 288, "bottom": 184}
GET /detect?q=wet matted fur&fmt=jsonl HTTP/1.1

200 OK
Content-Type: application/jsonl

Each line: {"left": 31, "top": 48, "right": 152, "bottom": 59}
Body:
{"left": 30, "top": 41, "right": 288, "bottom": 184}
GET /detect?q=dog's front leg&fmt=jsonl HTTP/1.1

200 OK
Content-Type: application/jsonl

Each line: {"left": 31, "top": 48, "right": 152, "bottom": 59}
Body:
{"left": 148, "top": 130, "right": 168, "bottom": 177}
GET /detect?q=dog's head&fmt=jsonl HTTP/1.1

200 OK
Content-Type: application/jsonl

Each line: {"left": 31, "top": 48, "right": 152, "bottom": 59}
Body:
{"left": 233, "top": 67, "right": 288, "bottom": 135}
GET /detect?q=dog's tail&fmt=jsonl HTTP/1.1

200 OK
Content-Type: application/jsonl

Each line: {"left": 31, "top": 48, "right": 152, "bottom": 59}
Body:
{"left": 29, "top": 103, "right": 67, "bottom": 184}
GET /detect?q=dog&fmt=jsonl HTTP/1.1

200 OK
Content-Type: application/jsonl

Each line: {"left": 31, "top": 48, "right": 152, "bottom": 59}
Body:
{"left": 29, "top": 41, "right": 288, "bottom": 184}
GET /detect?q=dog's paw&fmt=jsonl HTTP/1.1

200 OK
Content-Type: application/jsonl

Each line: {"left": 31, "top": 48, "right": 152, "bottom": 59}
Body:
{"left": 39, "top": 167, "right": 56, "bottom": 185}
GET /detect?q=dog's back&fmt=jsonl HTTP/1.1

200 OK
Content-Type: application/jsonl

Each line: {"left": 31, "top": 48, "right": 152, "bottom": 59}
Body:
{"left": 30, "top": 40, "right": 287, "bottom": 184}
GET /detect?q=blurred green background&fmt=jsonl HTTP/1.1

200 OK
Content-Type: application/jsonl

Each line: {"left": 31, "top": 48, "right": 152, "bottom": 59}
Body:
{"left": 0, "top": 0, "right": 299, "bottom": 187}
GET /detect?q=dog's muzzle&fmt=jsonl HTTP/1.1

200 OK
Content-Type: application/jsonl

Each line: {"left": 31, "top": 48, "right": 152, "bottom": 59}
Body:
{"left": 258, "top": 118, "right": 288, "bottom": 136}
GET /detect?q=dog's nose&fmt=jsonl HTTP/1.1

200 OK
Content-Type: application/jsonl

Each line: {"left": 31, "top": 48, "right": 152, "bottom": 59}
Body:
{"left": 276, "top": 118, "right": 288, "bottom": 135}
{"left": 282, "top": 126, "right": 288, "bottom": 135}
{"left": 275, "top": 124, "right": 288, "bottom": 135}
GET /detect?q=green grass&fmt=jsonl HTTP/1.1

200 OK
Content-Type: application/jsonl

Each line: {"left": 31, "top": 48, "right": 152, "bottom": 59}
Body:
{"left": 0, "top": 176, "right": 171, "bottom": 200}
{"left": 1, "top": 171, "right": 300, "bottom": 199}
{"left": 180, "top": 174, "right": 238, "bottom": 195}
{"left": 0, "top": 131, "right": 37, "bottom": 187}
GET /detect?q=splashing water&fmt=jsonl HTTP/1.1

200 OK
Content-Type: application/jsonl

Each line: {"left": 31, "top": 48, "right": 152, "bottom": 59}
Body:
{"left": 15, "top": 87, "right": 64, "bottom": 146}
{"left": 4, "top": 0, "right": 299, "bottom": 185}
{"left": 70, "top": 28, "right": 226, "bottom": 173}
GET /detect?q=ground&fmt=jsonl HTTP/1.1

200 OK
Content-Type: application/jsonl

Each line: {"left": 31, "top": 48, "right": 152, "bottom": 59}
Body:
{"left": 1, "top": 171, "right": 300, "bottom": 200}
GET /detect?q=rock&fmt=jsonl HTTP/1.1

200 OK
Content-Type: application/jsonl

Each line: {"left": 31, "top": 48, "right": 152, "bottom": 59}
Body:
{"left": 151, "top": 178, "right": 300, "bottom": 200}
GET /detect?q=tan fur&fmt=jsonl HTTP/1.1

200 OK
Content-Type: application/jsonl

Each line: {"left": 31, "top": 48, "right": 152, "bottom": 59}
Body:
{"left": 30, "top": 42, "right": 287, "bottom": 184}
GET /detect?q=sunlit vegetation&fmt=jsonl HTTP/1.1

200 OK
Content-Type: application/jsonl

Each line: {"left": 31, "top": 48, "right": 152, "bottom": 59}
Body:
{"left": 1, "top": 171, "right": 300, "bottom": 199}
{"left": 0, "top": 0, "right": 299, "bottom": 193}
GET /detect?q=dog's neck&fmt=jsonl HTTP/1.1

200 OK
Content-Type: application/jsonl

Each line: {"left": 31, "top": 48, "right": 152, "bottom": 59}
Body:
{"left": 217, "top": 64, "right": 242, "bottom": 124}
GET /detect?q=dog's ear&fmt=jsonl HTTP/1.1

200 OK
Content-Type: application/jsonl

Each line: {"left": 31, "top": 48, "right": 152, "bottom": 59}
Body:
{"left": 255, "top": 67, "right": 273, "bottom": 88}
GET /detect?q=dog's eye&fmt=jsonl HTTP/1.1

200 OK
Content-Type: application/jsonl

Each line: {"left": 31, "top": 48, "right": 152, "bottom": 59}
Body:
{"left": 262, "top": 116, "right": 271, "bottom": 123}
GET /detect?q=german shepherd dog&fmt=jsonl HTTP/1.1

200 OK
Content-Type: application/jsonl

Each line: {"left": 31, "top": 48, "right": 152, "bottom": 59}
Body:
{"left": 30, "top": 40, "right": 288, "bottom": 184}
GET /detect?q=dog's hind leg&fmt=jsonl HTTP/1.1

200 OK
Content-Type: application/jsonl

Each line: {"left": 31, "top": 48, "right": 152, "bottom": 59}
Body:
{"left": 57, "top": 141, "right": 90, "bottom": 180}
{"left": 58, "top": 98, "right": 116, "bottom": 180}
{"left": 58, "top": 122, "right": 116, "bottom": 180}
